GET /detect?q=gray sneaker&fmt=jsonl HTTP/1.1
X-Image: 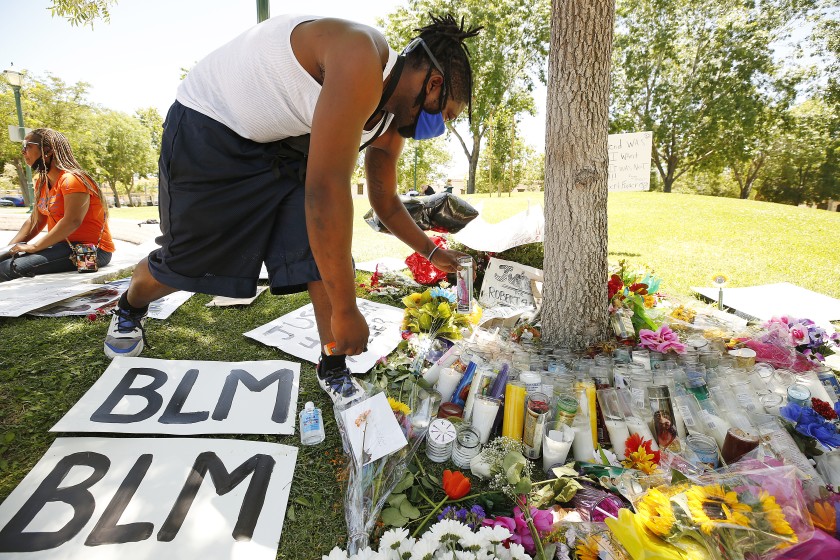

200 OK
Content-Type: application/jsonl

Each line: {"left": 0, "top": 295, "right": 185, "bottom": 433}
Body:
{"left": 104, "top": 306, "right": 148, "bottom": 358}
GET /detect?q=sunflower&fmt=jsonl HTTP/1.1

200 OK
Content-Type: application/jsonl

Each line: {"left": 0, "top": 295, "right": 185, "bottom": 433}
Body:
{"left": 754, "top": 491, "right": 796, "bottom": 541}
{"left": 574, "top": 534, "right": 601, "bottom": 560}
{"left": 387, "top": 397, "right": 411, "bottom": 416}
{"left": 637, "top": 488, "right": 677, "bottom": 538}
{"left": 605, "top": 508, "right": 687, "bottom": 560}
{"left": 809, "top": 500, "right": 837, "bottom": 534}
{"left": 685, "top": 484, "right": 752, "bottom": 534}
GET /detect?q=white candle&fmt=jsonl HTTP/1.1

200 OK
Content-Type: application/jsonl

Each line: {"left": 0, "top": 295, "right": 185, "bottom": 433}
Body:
{"left": 471, "top": 396, "right": 500, "bottom": 444}
{"left": 572, "top": 420, "right": 596, "bottom": 462}
{"left": 436, "top": 367, "right": 463, "bottom": 403}
{"left": 625, "top": 415, "right": 659, "bottom": 451}
{"left": 542, "top": 427, "right": 573, "bottom": 472}
{"left": 604, "top": 418, "right": 631, "bottom": 460}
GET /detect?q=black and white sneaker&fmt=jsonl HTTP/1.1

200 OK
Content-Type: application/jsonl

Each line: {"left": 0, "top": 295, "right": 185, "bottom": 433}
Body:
{"left": 104, "top": 306, "right": 148, "bottom": 358}
{"left": 317, "top": 362, "right": 364, "bottom": 406}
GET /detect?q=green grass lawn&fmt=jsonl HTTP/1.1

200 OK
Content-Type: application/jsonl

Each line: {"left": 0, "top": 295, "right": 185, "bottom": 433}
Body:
{"left": 1, "top": 192, "right": 839, "bottom": 558}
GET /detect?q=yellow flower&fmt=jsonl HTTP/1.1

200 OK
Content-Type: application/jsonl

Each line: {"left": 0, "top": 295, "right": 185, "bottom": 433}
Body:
{"left": 755, "top": 491, "right": 796, "bottom": 540}
{"left": 387, "top": 397, "right": 411, "bottom": 416}
{"left": 574, "top": 534, "right": 601, "bottom": 560}
{"left": 622, "top": 444, "right": 659, "bottom": 474}
{"left": 685, "top": 484, "right": 752, "bottom": 535}
{"left": 637, "top": 488, "right": 676, "bottom": 537}
{"left": 809, "top": 501, "right": 837, "bottom": 534}
{"left": 605, "top": 508, "right": 689, "bottom": 560}
{"left": 644, "top": 294, "right": 656, "bottom": 308}
{"left": 670, "top": 305, "right": 696, "bottom": 324}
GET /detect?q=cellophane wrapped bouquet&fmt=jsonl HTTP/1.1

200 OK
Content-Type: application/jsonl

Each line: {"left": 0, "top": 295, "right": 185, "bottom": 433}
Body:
{"left": 606, "top": 461, "right": 813, "bottom": 560}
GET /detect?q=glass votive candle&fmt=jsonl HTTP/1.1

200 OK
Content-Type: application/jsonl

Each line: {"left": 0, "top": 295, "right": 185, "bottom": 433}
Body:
{"left": 436, "top": 367, "right": 463, "bottom": 402}
{"left": 686, "top": 433, "right": 720, "bottom": 469}
{"left": 451, "top": 426, "right": 482, "bottom": 468}
{"left": 426, "top": 418, "right": 457, "bottom": 463}
{"left": 542, "top": 427, "right": 574, "bottom": 472}
{"left": 471, "top": 396, "right": 501, "bottom": 444}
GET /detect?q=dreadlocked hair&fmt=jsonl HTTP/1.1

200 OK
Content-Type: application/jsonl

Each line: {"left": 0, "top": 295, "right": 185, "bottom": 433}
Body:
{"left": 409, "top": 13, "right": 482, "bottom": 122}
{"left": 29, "top": 128, "right": 108, "bottom": 217}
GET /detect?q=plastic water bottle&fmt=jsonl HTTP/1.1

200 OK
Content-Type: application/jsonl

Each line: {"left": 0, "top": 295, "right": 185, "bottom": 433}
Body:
{"left": 299, "top": 401, "right": 325, "bottom": 445}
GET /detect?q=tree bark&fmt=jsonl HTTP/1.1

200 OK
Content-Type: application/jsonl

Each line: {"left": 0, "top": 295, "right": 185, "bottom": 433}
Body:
{"left": 541, "top": 0, "right": 614, "bottom": 349}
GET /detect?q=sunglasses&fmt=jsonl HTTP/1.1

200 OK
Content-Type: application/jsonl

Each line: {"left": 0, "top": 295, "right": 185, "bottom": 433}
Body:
{"left": 21, "top": 141, "right": 39, "bottom": 152}
{"left": 402, "top": 38, "right": 446, "bottom": 78}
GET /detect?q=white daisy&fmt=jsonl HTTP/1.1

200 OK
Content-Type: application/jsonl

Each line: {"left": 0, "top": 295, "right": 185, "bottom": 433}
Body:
{"left": 425, "top": 519, "right": 470, "bottom": 546}
{"left": 477, "top": 524, "right": 511, "bottom": 545}
{"left": 323, "top": 547, "right": 349, "bottom": 560}
{"left": 379, "top": 527, "right": 410, "bottom": 554}
{"left": 458, "top": 529, "right": 483, "bottom": 551}
{"left": 409, "top": 538, "right": 438, "bottom": 560}
{"left": 349, "top": 547, "right": 380, "bottom": 560}
{"left": 507, "top": 542, "right": 531, "bottom": 560}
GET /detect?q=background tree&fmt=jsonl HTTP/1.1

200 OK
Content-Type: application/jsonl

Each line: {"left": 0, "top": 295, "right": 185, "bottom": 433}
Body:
{"left": 380, "top": 0, "right": 550, "bottom": 194}
{"left": 49, "top": 0, "right": 118, "bottom": 27}
{"left": 757, "top": 98, "right": 838, "bottom": 206}
{"left": 541, "top": 0, "right": 615, "bottom": 348}
{"left": 396, "top": 137, "right": 452, "bottom": 193}
{"left": 477, "top": 104, "right": 534, "bottom": 196}
{"left": 94, "top": 110, "right": 157, "bottom": 207}
{"left": 610, "top": 0, "right": 814, "bottom": 193}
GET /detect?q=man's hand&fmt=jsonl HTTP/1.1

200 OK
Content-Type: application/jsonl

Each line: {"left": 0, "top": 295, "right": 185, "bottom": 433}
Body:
{"left": 331, "top": 307, "right": 370, "bottom": 356}
{"left": 430, "top": 248, "right": 472, "bottom": 274}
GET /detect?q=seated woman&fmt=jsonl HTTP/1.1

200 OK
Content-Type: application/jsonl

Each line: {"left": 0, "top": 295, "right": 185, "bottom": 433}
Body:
{"left": 1, "top": 128, "right": 114, "bottom": 282}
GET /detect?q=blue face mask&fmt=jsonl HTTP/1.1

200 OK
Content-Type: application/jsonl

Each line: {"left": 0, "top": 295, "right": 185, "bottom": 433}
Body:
{"left": 413, "top": 110, "right": 446, "bottom": 140}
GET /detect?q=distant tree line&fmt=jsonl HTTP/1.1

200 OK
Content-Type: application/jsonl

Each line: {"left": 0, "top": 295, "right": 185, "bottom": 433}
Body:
{"left": 0, "top": 74, "right": 161, "bottom": 207}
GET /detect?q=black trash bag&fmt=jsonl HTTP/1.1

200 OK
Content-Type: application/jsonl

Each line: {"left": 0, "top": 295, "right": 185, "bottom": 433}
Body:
{"left": 364, "top": 192, "right": 479, "bottom": 234}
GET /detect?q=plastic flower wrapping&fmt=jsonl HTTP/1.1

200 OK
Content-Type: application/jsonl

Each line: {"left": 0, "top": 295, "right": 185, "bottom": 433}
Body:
{"left": 606, "top": 461, "right": 814, "bottom": 560}
{"left": 737, "top": 316, "right": 840, "bottom": 371}
{"left": 333, "top": 383, "right": 439, "bottom": 554}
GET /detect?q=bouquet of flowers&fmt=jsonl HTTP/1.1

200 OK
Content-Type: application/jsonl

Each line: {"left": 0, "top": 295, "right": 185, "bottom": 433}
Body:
{"left": 608, "top": 261, "right": 661, "bottom": 337}
{"left": 606, "top": 462, "right": 812, "bottom": 560}
{"left": 764, "top": 316, "right": 839, "bottom": 363}
{"left": 401, "top": 286, "right": 471, "bottom": 340}
{"left": 321, "top": 519, "right": 532, "bottom": 560}
{"left": 334, "top": 384, "right": 438, "bottom": 554}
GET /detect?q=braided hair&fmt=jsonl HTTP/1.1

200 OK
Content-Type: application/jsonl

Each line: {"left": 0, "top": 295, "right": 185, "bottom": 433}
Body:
{"left": 28, "top": 128, "right": 108, "bottom": 215}
{"left": 408, "top": 14, "right": 482, "bottom": 121}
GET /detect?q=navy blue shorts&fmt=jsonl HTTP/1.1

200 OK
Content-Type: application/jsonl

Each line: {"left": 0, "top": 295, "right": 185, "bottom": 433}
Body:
{"left": 148, "top": 101, "right": 320, "bottom": 297}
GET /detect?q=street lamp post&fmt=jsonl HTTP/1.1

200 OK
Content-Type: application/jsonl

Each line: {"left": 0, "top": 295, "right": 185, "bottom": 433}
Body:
{"left": 4, "top": 67, "right": 35, "bottom": 212}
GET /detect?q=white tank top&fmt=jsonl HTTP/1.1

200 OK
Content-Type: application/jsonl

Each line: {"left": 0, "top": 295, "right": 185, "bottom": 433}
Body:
{"left": 177, "top": 14, "right": 396, "bottom": 145}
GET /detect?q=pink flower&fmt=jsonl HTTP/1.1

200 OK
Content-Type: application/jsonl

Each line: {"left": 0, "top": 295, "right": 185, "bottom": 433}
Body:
{"left": 790, "top": 324, "right": 810, "bottom": 346}
{"left": 638, "top": 325, "right": 686, "bottom": 354}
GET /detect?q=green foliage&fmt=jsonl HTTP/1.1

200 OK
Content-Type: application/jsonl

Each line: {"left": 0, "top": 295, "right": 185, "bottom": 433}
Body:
{"left": 94, "top": 110, "right": 158, "bottom": 206}
{"left": 476, "top": 106, "right": 535, "bottom": 195}
{"left": 757, "top": 98, "right": 839, "bottom": 205}
{"left": 396, "top": 137, "right": 452, "bottom": 193}
{"left": 49, "top": 0, "right": 117, "bottom": 27}
{"left": 379, "top": 0, "right": 549, "bottom": 194}
{"left": 610, "top": 0, "right": 815, "bottom": 193}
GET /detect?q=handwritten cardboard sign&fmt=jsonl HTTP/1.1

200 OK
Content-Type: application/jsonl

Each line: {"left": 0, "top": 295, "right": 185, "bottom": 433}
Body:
{"left": 51, "top": 357, "right": 300, "bottom": 435}
{"left": 244, "top": 299, "right": 403, "bottom": 374}
{"left": 608, "top": 131, "right": 653, "bottom": 192}
{"left": 478, "top": 258, "right": 543, "bottom": 311}
{"left": 0, "top": 437, "right": 296, "bottom": 560}
{"left": 454, "top": 204, "right": 544, "bottom": 253}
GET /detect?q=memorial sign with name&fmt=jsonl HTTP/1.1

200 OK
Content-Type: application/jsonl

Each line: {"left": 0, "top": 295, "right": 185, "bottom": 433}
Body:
{"left": 478, "top": 258, "right": 543, "bottom": 310}
{"left": 0, "top": 437, "right": 296, "bottom": 560}
{"left": 244, "top": 298, "right": 403, "bottom": 374}
{"left": 608, "top": 131, "right": 653, "bottom": 192}
{"left": 51, "top": 357, "right": 300, "bottom": 435}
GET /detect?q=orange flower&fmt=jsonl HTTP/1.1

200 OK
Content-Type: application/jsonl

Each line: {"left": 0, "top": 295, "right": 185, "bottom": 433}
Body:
{"left": 810, "top": 501, "right": 837, "bottom": 534}
{"left": 442, "top": 469, "right": 471, "bottom": 500}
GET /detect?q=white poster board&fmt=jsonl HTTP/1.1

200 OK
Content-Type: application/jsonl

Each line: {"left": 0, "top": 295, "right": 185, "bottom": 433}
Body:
{"left": 478, "top": 258, "right": 543, "bottom": 310}
{"left": 51, "top": 357, "right": 300, "bottom": 435}
{"left": 29, "top": 280, "right": 128, "bottom": 317}
{"left": 206, "top": 286, "right": 267, "bottom": 307}
{"left": 454, "top": 204, "right": 544, "bottom": 253}
{"left": 0, "top": 280, "right": 96, "bottom": 317}
{"left": 0, "top": 437, "right": 296, "bottom": 560}
{"left": 147, "top": 290, "right": 193, "bottom": 320}
{"left": 244, "top": 298, "right": 403, "bottom": 374}
{"left": 608, "top": 131, "right": 653, "bottom": 192}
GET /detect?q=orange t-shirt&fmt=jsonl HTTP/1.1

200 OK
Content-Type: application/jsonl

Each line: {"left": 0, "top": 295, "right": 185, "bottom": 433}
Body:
{"left": 36, "top": 171, "right": 115, "bottom": 253}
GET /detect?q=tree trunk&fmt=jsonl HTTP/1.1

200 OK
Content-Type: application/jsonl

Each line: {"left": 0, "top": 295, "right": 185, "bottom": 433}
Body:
{"left": 541, "top": 0, "right": 615, "bottom": 349}
{"left": 109, "top": 182, "right": 122, "bottom": 208}
{"left": 467, "top": 137, "right": 480, "bottom": 194}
